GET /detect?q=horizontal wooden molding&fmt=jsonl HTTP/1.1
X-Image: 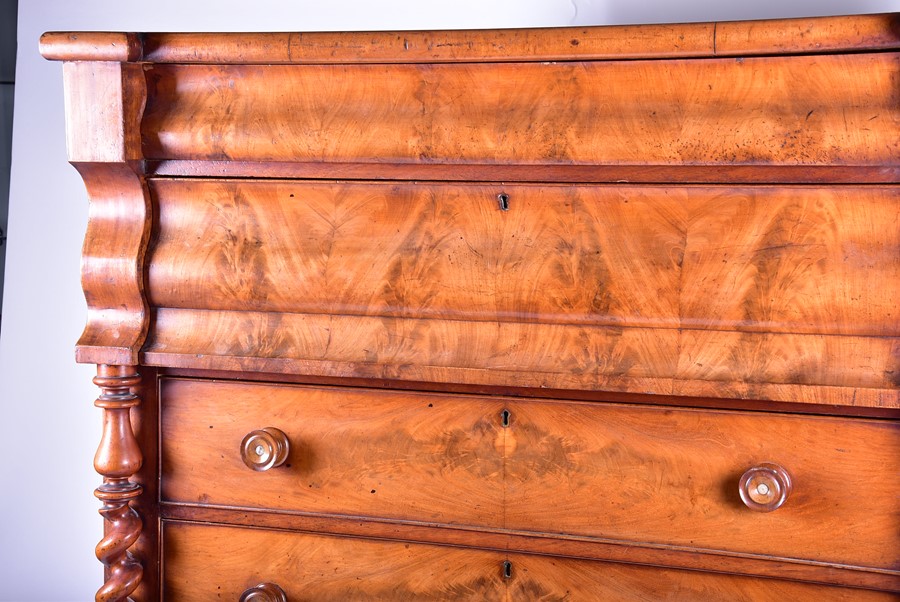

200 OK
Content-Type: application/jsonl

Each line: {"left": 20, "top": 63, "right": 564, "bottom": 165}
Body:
{"left": 146, "top": 161, "right": 900, "bottom": 184}
{"left": 41, "top": 14, "right": 900, "bottom": 64}
{"left": 40, "top": 32, "right": 142, "bottom": 62}
{"left": 142, "top": 307, "right": 900, "bottom": 408}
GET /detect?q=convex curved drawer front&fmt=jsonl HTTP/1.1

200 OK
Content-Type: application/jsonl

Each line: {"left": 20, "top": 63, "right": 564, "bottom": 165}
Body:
{"left": 144, "top": 180, "right": 899, "bottom": 405}
{"left": 142, "top": 54, "right": 899, "bottom": 175}
{"left": 161, "top": 379, "right": 899, "bottom": 569}
{"left": 163, "top": 522, "right": 897, "bottom": 601}
{"left": 147, "top": 180, "right": 899, "bottom": 339}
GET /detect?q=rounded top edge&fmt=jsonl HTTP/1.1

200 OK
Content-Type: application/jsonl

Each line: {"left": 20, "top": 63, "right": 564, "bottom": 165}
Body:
{"left": 38, "top": 14, "right": 899, "bottom": 65}
{"left": 40, "top": 32, "right": 142, "bottom": 62}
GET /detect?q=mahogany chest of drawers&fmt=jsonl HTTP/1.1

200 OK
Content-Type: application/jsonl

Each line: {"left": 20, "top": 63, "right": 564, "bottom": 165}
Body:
{"left": 41, "top": 13, "right": 899, "bottom": 601}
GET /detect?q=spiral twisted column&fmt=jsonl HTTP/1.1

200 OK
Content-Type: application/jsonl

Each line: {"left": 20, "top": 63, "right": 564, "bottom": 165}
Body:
{"left": 93, "top": 365, "right": 144, "bottom": 602}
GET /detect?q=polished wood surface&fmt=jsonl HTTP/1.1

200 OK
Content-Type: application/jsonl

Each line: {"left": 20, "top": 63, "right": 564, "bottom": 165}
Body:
{"left": 507, "top": 554, "right": 898, "bottom": 601}
{"left": 163, "top": 522, "right": 898, "bottom": 601}
{"left": 148, "top": 180, "right": 898, "bottom": 337}
{"left": 42, "top": 15, "right": 900, "bottom": 599}
{"left": 128, "top": 367, "right": 159, "bottom": 602}
{"left": 141, "top": 54, "right": 899, "bottom": 181}
{"left": 161, "top": 378, "right": 900, "bottom": 570}
{"left": 163, "top": 522, "right": 509, "bottom": 601}
{"left": 161, "top": 379, "right": 504, "bottom": 525}
{"left": 39, "top": 32, "right": 142, "bottom": 62}
{"left": 92, "top": 366, "right": 143, "bottom": 602}
{"left": 144, "top": 307, "right": 897, "bottom": 407}
{"left": 146, "top": 160, "right": 898, "bottom": 184}
{"left": 160, "top": 365, "right": 900, "bottom": 419}
{"left": 143, "top": 179, "right": 899, "bottom": 406}
{"left": 62, "top": 61, "right": 152, "bottom": 366}
{"left": 161, "top": 502, "right": 900, "bottom": 592}
{"left": 505, "top": 398, "right": 900, "bottom": 568}
{"left": 40, "top": 13, "right": 900, "bottom": 64}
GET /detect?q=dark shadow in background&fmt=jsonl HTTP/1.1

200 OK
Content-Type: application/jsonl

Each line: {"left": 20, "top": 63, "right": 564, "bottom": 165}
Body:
{"left": 0, "top": 0, "right": 18, "bottom": 328}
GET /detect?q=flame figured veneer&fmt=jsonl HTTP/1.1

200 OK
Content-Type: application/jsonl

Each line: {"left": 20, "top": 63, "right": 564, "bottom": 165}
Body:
{"left": 41, "top": 14, "right": 900, "bottom": 601}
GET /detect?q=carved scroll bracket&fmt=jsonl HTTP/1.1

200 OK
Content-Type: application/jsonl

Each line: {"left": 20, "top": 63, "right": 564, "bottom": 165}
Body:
{"left": 60, "top": 60, "right": 152, "bottom": 367}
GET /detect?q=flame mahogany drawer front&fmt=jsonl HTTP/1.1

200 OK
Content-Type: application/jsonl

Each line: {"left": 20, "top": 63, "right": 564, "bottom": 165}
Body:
{"left": 163, "top": 522, "right": 898, "bottom": 601}
{"left": 161, "top": 378, "right": 900, "bottom": 570}
{"left": 143, "top": 179, "right": 899, "bottom": 403}
{"left": 140, "top": 55, "right": 900, "bottom": 175}
{"left": 40, "top": 13, "right": 900, "bottom": 601}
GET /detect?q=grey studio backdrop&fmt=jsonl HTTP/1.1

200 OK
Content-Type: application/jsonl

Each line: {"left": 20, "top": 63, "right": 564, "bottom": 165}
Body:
{"left": 0, "top": 0, "right": 897, "bottom": 599}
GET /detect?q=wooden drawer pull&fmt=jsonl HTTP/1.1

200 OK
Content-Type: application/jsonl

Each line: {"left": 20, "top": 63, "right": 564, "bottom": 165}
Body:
{"left": 240, "top": 427, "right": 290, "bottom": 472}
{"left": 739, "top": 463, "right": 792, "bottom": 512}
{"left": 239, "top": 583, "right": 288, "bottom": 601}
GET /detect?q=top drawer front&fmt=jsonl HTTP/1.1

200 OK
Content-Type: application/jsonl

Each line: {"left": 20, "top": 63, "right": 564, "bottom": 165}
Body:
{"left": 142, "top": 53, "right": 899, "bottom": 182}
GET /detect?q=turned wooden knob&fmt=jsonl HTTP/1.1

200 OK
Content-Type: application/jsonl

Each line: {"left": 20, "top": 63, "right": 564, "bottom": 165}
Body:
{"left": 239, "top": 583, "right": 288, "bottom": 602}
{"left": 240, "top": 427, "right": 290, "bottom": 471}
{"left": 739, "top": 463, "right": 792, "bottom": 512}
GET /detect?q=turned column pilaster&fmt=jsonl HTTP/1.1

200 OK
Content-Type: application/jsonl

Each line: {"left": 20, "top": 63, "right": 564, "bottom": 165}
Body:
{"left": 93, "top": 365, "right": 143, "bottom": 602}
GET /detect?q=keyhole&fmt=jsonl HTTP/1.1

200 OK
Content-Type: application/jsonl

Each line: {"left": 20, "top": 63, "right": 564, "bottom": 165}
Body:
{"left": 498, "top": 193, "right": 510, "bottom": 211}
{"left": 501, "top": 409, "right": 511, "bottom": 428}
{"left": 503, "top": 560, "right": 512, "bottom": 579}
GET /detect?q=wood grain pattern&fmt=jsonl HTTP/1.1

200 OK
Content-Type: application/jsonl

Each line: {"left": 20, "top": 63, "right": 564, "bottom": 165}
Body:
{"left": 160, "top": 379, "right": 504, "bottom": 525}
{"left": 142, "top": 307, "right": 898, "bottom": 407}
{"left": 141, "top": 53, "right": 899, "bottom": 180}
{"left": 160, "top": 365, "right": 900, "bottom": 419}
{"left": 41, "top": 15, "right": 900, "bottom": 598}
{"left": 62, "top": 62, "right": 152, "bottom": 366}
{"left": 63, "top": 62, "right": 143, "bottom": 164}
{"left": 160, "top": 503, "right": 900, "bottom": 592}
{"left": 163, "top": 522, "right": 897, "bottom": 600}
{"left": 128, "top": 367, "right": 159, "bottom": 602}
{"left": 92, "top": 366, "right": 144, "bottom": 602}
{"left": 41, "top": 14, "right": 900, "bottom": 64}
{"left": 163, "top": 522, "right": 508, "bottom": 601}
{"left": 148, "top": 180, "right": 899, "bottom": 338}
{"left": 143, "top": 179, "right": 899, "bottom": 406}
{"left": 504, "top": 398, "right": 900, "bottom": 569}
{"left": 161, "top": 378, "right": 900, "bottom": 571}
{"left": 507, "top": 554, "right": 898, "bottom": 601}
{"left": 140, "top": 26, "right": 717, "bottom": 65}
{"left": 146, "top": 159, "right": 900, "bottom": 184}
{"left": 40, "top": 32, "right": 142, "bottom": 62}
{"left": 714, "top": 13, "right": 900, "bottom": 55}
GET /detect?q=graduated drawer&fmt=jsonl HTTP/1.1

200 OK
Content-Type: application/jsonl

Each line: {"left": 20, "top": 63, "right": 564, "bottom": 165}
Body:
{"left": 144, "top": 180, "right": 900, "bottom": 407}
{"left": 160, "top": 379, "right": 899, "bottom": 570}
{"left": 142, "top": 53, "right": 899, "bottom": 182}
{"left": 163, "top": 522, "right": 896, "bottom": 601}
